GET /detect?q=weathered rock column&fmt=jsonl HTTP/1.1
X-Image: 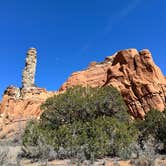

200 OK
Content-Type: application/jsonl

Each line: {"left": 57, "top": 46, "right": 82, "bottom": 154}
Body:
{"left": 22, "top": 48, "right": 37, "bottom": 88}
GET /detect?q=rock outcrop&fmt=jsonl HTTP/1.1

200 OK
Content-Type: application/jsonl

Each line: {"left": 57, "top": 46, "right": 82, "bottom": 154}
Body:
{"left": 0, "top": 48, "right": 56, "bottom": 138}
{"left": 0, "top": 86, "right": 55, "bottom": 119}
{"left": 0, "top": 86, "right": 55, "bottom": 138}
{"left": 22, "top": 48, "right": 37, "bottom": 88}
{"left": 60, "top": 49, "right": 166, "bottom": 118}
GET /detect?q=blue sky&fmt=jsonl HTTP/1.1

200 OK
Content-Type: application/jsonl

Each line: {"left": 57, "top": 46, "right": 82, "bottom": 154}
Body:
{"left": 0, "top": 0, "right": 166, "bottom": 97}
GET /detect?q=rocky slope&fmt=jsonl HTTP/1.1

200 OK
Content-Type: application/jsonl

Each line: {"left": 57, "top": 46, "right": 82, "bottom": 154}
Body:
{"left": 60, "top": 49, "right": 166, "bottom": 118}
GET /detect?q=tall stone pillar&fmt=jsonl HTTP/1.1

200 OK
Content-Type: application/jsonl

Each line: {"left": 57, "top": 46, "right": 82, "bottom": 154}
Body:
{"left": 22, "top": 48, "right": 37, "bottom": 88}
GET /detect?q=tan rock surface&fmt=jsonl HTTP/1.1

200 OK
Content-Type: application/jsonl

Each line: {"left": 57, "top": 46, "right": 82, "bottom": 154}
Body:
{"left": 22, "top": 48, "right": 37, "bottom": 88}
{"left": 60, "top": 49, "right": 166, "bottom": 118}
{"left": 0, "top": 86, "right": 56, "bottom": 138}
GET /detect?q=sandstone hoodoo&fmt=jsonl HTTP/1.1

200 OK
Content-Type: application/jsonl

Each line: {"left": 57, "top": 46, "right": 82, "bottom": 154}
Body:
{"left": 60, "top": 49, "right": 166, "bottom": 118}
{"left": 0, "top": 48, "right": 55, "bottom": 138}
{"left": 22, "top": 48, "right": 37, "bottom": 88}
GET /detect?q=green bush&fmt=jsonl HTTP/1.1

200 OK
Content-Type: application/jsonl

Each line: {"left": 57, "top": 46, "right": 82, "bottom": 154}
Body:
{"left": 22, "top": 120, "right": 41, "bottom": 146}
{"left": 136, "top": 109, "right": 166, "bottom": 153}
{"left": 0, "top": 147, "right": 9, "bottom": 165}
{"left": 22, "top": 86, "right": 138, "bottom": 160}
{"left": 40, "top": 86, "right": 129, "bottom": 129}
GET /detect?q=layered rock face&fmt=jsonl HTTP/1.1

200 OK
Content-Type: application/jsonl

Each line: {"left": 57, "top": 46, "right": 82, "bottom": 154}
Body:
{"left": 60, "top": 49, "right": 166, "bottom": 118}
{"left": 22, "top": 48, "right": 37, "bottom": 88}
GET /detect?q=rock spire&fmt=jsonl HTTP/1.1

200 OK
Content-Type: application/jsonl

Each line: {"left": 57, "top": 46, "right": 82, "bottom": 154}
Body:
{"left": 22, "top": 48, "right": 37, "bottom": 88}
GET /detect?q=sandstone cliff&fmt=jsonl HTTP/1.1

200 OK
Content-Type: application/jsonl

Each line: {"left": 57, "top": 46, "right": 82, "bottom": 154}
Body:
{"left": 60, "top": 49, "right": 166, "bottom": 118}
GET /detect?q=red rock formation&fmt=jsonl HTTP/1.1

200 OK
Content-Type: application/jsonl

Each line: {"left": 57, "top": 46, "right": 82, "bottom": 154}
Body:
{"left": 0, "top": 48, "right": 165, "bottom": 138}
{"left": 60, "top": 49, "right": 166, "bottom": 118}
{"left": 0, "top": 47, "right": 57, "bottom": 138}
{"left": 0, "top": 86, "right": 56, "bottom": 138}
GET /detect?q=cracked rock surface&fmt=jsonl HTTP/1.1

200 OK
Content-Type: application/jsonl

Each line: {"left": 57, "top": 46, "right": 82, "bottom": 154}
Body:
{"left": 22, "top": 48, "right": 37, "bottom": 88}
{"left": 60, "top": 49, "right": 166, "bottom": 118}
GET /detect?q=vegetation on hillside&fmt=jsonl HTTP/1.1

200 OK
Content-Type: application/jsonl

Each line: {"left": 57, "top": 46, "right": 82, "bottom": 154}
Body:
{"left": 21, "top": 86, "right": 166, "bottom": 163}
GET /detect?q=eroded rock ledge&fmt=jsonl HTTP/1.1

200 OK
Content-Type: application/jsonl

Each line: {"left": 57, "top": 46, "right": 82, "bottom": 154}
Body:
{"left": 60, "top": 49, "right": 166, "bottom": 118}
{"left": 0, "top": 86, "right": 55, "bottom": 138}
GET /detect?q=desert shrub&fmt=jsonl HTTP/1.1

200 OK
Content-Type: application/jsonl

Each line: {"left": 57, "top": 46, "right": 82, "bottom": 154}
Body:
{"left": 23, "top": 86, "right": 137, "bottom": 160}
{"left": 21, "top": 120, "right": 57, "bottom": 162}
{"left": 40, "top": 86, "right": 129, "bottom": 129}
{"left": 22, "top": 119, "right": 41, "bottom": 146}
{"left": 118, "top": 141, "right": 140, "bottom": 160}
{"left": 103, "top": 117, "right": 138, "bottom": 157}
{"left": 0, "top": 146, "right": 9, "bottom": 165}
{"left": 130, "top": 135, "right": 158, "bottom": 166}
{"left": 135, "top": 109, "right": 166, "bottom": 153}
{"left": 130, "top": 157, "right": 156, "bottom": 166}
{"left": 137, "top": 110, "right": 165, "bottom": 137}
{"left": 20, "top": 140, "right": 57, "bottom": 162}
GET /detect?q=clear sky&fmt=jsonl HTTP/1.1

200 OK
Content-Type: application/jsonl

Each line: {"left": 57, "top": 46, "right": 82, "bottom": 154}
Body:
{"left": 0, "top": 0, "right": 165, "bottom": 97}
